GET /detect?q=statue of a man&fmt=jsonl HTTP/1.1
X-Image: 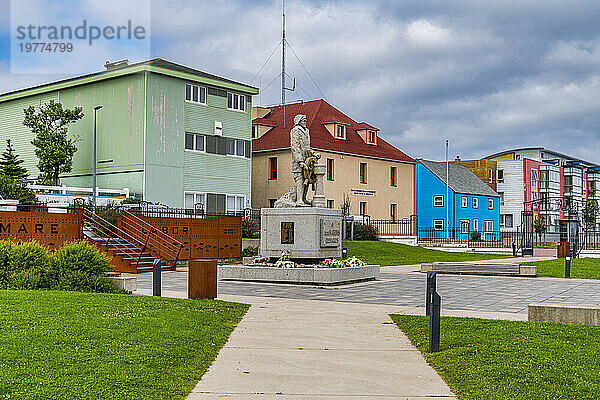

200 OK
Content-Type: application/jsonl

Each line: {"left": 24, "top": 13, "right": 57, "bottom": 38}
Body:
{"left": 290, "top": 114, "right": 319, "bottom": 206}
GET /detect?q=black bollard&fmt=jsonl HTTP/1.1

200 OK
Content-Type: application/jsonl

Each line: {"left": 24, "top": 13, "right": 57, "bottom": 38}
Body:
{"left": 512, "top": 242, "right": 517, "bottom": 257}
{"left": 565, "top": 255, "right": 571, "bottom": 278}
{"left": 429, "top": 291, "right": 441, "bottom": 353}
{"left": 153, "top": 259, "right": 162, "bottom": 296}
{"left": 426, "top": 271, "right": 437, "bottom": 316}
{"left": 342, "top": 248, "right": 348, "bottom": 260}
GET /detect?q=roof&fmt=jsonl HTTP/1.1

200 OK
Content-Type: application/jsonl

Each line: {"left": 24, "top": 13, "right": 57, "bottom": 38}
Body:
{"left": 484, "top": 147, "right": 599, "bottom": 167}
{"left": 252, "top": 99, "right": 415, "bottom": 163}
{"left": 419, "top": 160, "right": 499, "bottom": 197}
{"left": 0, "top": 58, "right": 258, "bottom": 102}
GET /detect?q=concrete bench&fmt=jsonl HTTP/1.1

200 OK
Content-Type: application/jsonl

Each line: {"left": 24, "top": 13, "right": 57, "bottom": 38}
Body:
{"left": 107, "top": 275, "right": 137, "bottom": 291}
{"left": 421, "top": 262, "right": 536, "bottom": 277}
{"left": 528, "top": 303, "right": 600, "bottom": 326}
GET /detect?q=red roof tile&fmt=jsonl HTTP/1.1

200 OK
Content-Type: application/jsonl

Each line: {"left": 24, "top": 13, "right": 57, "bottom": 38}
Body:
{"left": 252, "top": 99, "right": 415, "bottom": 163}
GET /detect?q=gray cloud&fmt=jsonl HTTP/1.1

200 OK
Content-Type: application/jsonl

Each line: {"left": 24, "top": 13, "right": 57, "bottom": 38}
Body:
{"left": 2, "top": 0, "right": 600, "bottom": 163}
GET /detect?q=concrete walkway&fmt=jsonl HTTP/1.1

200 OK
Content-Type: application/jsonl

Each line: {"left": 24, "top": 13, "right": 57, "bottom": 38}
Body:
{"left": 186, "top": 295, "right": 457, "bottom": 399}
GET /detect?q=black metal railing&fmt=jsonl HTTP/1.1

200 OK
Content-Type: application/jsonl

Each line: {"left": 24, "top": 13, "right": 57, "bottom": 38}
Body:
{"left": 369, "top": 218, "right": 416, "bottom": 236}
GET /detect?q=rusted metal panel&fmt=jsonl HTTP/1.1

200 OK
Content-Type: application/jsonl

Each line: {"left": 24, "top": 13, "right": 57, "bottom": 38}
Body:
{"left": 0, "top": 210, "right": 82, "bottom": 249}
{"left": 122, "top": 215, "right": 242, "bottom": 260}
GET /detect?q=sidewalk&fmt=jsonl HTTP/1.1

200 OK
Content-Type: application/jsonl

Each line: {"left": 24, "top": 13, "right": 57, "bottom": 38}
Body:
{"left": 186, "top": 295, "right": 457, "bottom": 399}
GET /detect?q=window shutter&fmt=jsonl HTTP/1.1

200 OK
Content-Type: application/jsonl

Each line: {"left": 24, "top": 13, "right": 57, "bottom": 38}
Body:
{"left": 206, "top": 136, "right": 217, "bottom": 154}
{"left": 245, "top": 140, "right": 251, "bottom": 158}
{"left": 216, "top": 137, "right": 227, "bottom": 155}
{"left": 206, "top": 193, "right": 217, "bottom": 213}
{"left": 215, "top": 194, "right": 226, "bottom": 213}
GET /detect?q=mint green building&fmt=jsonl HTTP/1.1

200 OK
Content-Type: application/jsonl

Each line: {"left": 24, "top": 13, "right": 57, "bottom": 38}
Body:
{"left": 0, "top": 59, "right": 258, "bottom": 212}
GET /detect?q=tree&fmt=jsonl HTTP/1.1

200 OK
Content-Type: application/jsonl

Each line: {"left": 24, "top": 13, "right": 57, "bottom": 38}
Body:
{"left": 533, "top": 216, "right": 547, "bottom": 244}
{"left": 0, "top": 175, "right": 37, "bottom": 204}
{"left": 341, "top": 192, "right": 351, "bottom": 217}
{"left": 22, "top": 100, "right": 83, "bottom": 185}
{"left": 0, "top": 139, "right": 28, "bottom": 181}
{"left": 582, "top": 191, "right": 599, "bottom": 232}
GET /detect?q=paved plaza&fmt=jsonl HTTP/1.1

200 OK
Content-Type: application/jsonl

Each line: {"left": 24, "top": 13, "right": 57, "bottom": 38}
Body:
{"left": 136, "top": 266, "right": 600, "bottom": 315}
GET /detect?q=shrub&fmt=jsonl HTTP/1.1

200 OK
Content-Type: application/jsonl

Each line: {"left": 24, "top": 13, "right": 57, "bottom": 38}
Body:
{"left": 345, "top": 222, "right": 378, "bottom": 241}
{"left": 470, "top": 231, "right": 482, "bottom": 240}
{"left": 53, "top": 240, "right": 112, "bottom": 276}
{"left": 7, "top": 269, "right": 40, "bottom": 290}
{"left": 122, "top": 197, "right": 141, "bottom": 204}
{"left": 242, "top": 246, "right": 258, "bottom": 257}
{"left": 57, "top": 270, "right": 124, "bottom": 293}
{"left": 242, "top": 218, "right": 259, "bottom": 238}
{"left": 0, "top": 241, "right": 15, "bottom": 285}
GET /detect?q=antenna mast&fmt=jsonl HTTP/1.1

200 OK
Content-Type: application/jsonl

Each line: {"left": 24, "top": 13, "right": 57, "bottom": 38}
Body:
{"left": 282, "top": 0, "right": 286, "bottom": 107}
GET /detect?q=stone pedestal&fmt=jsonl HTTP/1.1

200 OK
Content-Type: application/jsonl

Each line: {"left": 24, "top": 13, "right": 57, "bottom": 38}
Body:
{"left": 261, "top": 207, "right": 342, "bottom": 259}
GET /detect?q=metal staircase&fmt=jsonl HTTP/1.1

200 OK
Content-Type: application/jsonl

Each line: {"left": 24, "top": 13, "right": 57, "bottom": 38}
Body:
{"left": 82, "top": 209, "right": 183, "bottom": 273}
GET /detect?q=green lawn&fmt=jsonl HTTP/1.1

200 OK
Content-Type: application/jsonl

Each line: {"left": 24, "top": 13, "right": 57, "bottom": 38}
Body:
{"left": 522, "top": 258, "right": 600, "bottom": 279}
{"left": 391, "top": 315, "right": 600, "bottom": 399}
{"left": 343, "top": 241, "right": 507, "bottom": 266}
{"left": 0, "top": 290, "right": 248, "bottom": 400}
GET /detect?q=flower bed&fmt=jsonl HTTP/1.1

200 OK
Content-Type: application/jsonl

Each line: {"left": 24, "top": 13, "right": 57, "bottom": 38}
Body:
{"left": 320, "top": 257, "right": 365, "bottom": 268}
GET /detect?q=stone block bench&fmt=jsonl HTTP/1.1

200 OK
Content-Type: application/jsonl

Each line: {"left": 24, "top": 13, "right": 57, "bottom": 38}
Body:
{"left": 528, "top": 303, "right": 600, "bottom": 326}
{"left": 421, "top": 262, "right": 536, "bottom": 277}
{"left": 106, "top": 273, "right": 137, "bottom": 291}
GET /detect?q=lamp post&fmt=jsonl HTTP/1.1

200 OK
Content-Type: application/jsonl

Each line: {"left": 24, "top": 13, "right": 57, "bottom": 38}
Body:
{"left": 93, "top": 105, "right": 102, "bottom": 209}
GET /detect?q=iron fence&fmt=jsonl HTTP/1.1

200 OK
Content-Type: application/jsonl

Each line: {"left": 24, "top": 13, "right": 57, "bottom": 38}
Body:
{"left": 369, "top": 218, "right": 416, "bottom": 236}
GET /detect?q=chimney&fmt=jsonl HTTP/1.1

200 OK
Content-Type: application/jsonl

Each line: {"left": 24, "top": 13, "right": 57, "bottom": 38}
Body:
{"left": 455, "top": 156, "right": 461, "bottom": 166}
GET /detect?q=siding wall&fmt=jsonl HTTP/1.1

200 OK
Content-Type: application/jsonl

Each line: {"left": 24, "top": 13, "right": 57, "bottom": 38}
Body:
{"left": 417, "top": 163, "right": 454, "bottom": 229}
{"left": 496, "top": 160, "right": 524, "bottom": 230}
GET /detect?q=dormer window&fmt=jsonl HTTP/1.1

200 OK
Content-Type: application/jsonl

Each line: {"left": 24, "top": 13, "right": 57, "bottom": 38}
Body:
{"left": 367, "top": 130, "right": 377, "bottom": 145}
{"left": 335, "top": 124, "right": 346, "bottom": 139}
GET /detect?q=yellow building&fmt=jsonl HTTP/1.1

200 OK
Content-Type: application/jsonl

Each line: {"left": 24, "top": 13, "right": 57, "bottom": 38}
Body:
{"left": 251, "top": 100, "right": 416, "bottom": 220}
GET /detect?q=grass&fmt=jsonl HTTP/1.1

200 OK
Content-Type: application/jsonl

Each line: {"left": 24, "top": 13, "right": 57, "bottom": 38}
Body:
{"left": 391, "top": 314, "right": 600, "bottom": 400}
{"left": 522, "top": 258, "right": 600, "bottom": 279}
{"left": 0, "top": 290, "right": 249, "bottom": 400}
{"left": 343, "top": 241, "right": 507, "bottom": 266}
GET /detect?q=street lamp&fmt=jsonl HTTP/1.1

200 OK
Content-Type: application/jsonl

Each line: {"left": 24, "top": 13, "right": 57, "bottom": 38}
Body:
{"left": 93, "top": 105, "right": 102, "bottom": 209}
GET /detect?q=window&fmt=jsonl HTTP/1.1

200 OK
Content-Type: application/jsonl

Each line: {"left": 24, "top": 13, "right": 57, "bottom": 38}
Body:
{"left": 472, "top": 197, "right": 479, "bottom": 209}
{"left": 390, "top": 166, "right": 397, "bottom": 187}
{"left": 531, "top": 170, "right": 538, "bottom": 188}
{"left": 390, "top": 203, "right": 397, "bottom": 221}
{"left": 184, "top": 192, "right": 206, "bottom": 211}
{"left": 184, "top": 133, "right": 205, "bottom": 152}
{"left": 226, "top": 195, "right": 245, "bottom": 215}
{"left": 335, "top": 124, "right": 346, "bottom": 139}
{"left": 488, "top": 168, "right": 493, "bottom": 183}
{"left": 269, "top": 199, "right": 276, "bottom": 208}
{"left": 459, "top": 220, "right": 470, "bottom": 234}
{"left": 462, "top": 196, "right": 468, "bottom": 208}
{"left": 185, "top": 83, "right": 206, "bottom": 104}
{"left": 488, "top": 198, "right": 494, "bottom": 209}
{"left": 516, "top": 154, "right": 521, "bottom": 160}
{"left": 359, "top": 201, "right": 367, "bottom": 216}
{"left": 484, "top": 220, "right": 493, "bottom": 232}
{"left": 226, "top": 138, "right": 245, "bottom": 157}
{"left": 497, "top": 169, "right": 504, "bottom": 183}
{"left": 500, "top": 214, "right": 513, "bottom": 228}
{"left": 473, "top": 219, "right": 479, "bottom": 232}
{"left": 433, "top": 195, "right": 444, "bottom": 207}
{"left": 367, "top": 130, "right": 376, "bottom": 144}
{"left": 327, "top": 200, "right": 334, "bottom": 209}
{"left": 359, "top": 163, "right": 367, "bottom": 184}
{"left": 251, "top": 125, "right": 257, "bottom": 139}
{"left": 498, "top": 192, "right": 504, "bottom": 206}
{"left": 433, "top": 219, "right": 444, "bottom": 231}
{"left": 269, "top": 157, "right": 277, "bottom": 180}
{"left": 327, "top": 158, "right": 334, "bottom": 180}
{"left": 227, "top": 92, "right": 246, "bottom": 112}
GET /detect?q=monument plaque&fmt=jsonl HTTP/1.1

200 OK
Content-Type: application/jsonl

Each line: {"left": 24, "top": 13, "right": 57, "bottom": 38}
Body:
{"left": 320, "top": 219, "right": 341, "bottom": 248}
{"left": 281, "top": 222, "right": 294, "bottom": 244}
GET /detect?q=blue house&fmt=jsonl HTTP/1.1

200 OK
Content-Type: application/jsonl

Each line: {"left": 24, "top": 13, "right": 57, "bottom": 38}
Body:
{"left": 417, "top": 159, "right": 500, "bottom": 239}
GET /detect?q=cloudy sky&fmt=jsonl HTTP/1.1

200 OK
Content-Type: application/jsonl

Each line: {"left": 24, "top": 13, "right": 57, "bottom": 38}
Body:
{"left": 1, "top": 0, "right": 599, "bottom": 162}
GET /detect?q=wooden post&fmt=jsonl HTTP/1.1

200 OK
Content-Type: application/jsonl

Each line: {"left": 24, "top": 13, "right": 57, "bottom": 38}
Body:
{"left": 188, "top": 259, "right": 217, "bottom": 299}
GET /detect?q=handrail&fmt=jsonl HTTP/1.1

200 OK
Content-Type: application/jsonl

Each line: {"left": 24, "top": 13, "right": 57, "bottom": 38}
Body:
{"left": 120, "top": 210, "right": 183, "bottom": 263}
{"left": 82, "top": 209, "right": 146, "bottom": 269}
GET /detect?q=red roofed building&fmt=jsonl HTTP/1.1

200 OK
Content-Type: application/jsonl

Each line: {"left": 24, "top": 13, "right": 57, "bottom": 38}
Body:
{"left": 251, "top": 99, "right": 416, "bottom": 220}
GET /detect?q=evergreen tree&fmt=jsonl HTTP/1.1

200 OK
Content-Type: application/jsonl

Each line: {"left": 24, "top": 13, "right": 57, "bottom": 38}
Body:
{"left": 0, "top": 139, "right": 28, "bottom": 180}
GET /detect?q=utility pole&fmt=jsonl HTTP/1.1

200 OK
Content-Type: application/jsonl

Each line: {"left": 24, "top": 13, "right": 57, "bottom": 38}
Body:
{"left": 281, "top": 0, "right": 295, "bottom": 128}
{"left": 93, "top": 105, "right": 103, "bottom": 209}
{"left": 446, "top": 139, "right": 449, "bottom": 239}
